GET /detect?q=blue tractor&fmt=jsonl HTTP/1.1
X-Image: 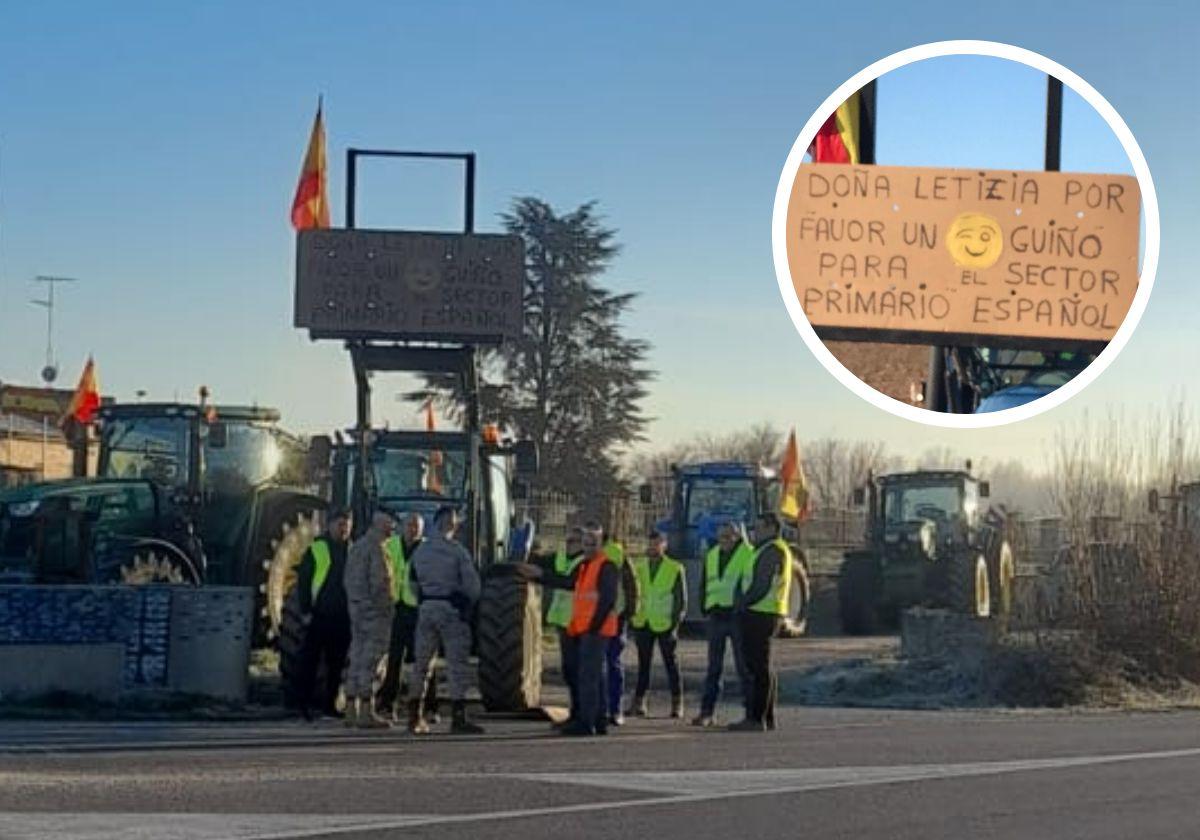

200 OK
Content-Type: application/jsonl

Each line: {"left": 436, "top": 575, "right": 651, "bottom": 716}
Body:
{"left": 645, "top": 462, "right": 811, "bottom": 637}
{"left": 927, "top": 347, "right": 1092, "bottom": 414}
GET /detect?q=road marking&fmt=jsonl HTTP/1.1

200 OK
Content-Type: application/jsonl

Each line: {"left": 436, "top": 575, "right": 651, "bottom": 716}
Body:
{"left": 3, "top": 747, "right": 1200, "bottom": 839}
{"left": 0, "top": 813, "right": 433, "bottom": 840}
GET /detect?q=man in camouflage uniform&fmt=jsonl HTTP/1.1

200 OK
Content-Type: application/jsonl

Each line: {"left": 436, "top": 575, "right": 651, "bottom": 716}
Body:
{"left": 408, "top": 505, "right": 483, "bottom": 735}
{"left": 343, "top": 512, "right": 395, "bottom": 729}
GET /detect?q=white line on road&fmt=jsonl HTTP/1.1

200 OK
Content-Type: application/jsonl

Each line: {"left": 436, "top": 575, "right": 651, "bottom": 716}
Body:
{"left": 4, "top": 746, "right": 1200, "bottom": 840}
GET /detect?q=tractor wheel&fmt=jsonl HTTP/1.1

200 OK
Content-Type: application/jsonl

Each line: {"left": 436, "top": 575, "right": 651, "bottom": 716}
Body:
{"left": 988, "top": 540, "right": 1016, "bottom": 623}
{"left": 256, "top": 505, "right": 322, "bottom": 647}
{"left": 838, "top": 552, "right": 879, "bottom": 635}
{"left": 778, "top": 551, "right": 811, "bottom": 638}
{"left": 942, "top": 550, "right": 991, "bottom": 618}
{"left": 276, "top": 586, "right": 310, "bottom": 710}
{"left": 476, "top": 565, "right": 543, "bottom": 712}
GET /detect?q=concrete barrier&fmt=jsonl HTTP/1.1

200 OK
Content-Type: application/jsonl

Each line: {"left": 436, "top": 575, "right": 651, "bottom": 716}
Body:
{"left": 0, "top": 585, "right": 253, "bottom": 702}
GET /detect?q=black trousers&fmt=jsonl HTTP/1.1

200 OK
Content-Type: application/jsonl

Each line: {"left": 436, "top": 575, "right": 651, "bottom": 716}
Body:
{"left": 737, "top": 611, "right": 781, "bottom": 724}
{"left": 377, "top": 603, "right": 437, "bottom": 710}
{"left": 558, "top": 629, "right": 580, "bottom": 719}
{"left": 632, "top": 627, "right": 682, "bottom": 700}
{"left": 297, "top": 611, "right": 351, "bottom": 715}
{"left": 577, "top": 632, "right": 610, "bottom": 734}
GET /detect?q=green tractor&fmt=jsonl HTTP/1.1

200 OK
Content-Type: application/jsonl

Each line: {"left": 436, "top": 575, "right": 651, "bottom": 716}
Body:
{"left": 0, "top": 399, "right": 326, "bottom": 644}
{"left": 270, "top": 344, "right": 544, "bottom": 713}
{"left": 837, "top": 469, "right": 1015, "bottom": 634}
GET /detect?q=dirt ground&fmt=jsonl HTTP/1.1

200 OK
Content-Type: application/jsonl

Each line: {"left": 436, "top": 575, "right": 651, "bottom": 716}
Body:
{"left": 825, "top": 340, "right": 931, "bottom": 405}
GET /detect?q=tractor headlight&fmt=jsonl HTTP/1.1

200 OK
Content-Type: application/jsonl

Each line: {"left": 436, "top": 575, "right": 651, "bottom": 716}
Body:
{"left": 920, "top": 526, "right": 935, "bottom": 557}
{"left": 7, "top": 500, "right": 41, "bottom": 517}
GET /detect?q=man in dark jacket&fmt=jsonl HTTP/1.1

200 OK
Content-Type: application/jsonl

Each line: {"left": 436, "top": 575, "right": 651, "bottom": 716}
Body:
{"left": 692, "top": 520, "right": 752, "bottom": 727}
{"left": 730, "top": 512, "right": 791, "bottom": 732}
{"left": 561, "top": 523, "right": 620, "bottom": 737}
{"left": 294, "top": 506, "right": 353, "bottom": 720}
{"left": 602, "top": 530, "right": 639, "bottom": 726}
{"left": 531, "top": 527, "right": 585, "bottom": 726}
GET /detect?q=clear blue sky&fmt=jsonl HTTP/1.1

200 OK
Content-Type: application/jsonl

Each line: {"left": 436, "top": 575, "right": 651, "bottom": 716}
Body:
{"left": 1, "top": 1, "right": 1196, "bottom": 468}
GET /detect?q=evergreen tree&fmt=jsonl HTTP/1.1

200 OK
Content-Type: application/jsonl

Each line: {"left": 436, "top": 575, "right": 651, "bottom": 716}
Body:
{"left": 413, "top": 197, "right": 653, "bottom": 501}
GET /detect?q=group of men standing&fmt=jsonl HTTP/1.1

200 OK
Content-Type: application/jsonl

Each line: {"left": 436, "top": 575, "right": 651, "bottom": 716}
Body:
{"left": 532, "top": 512, "right": 792, "bottom": 735}
{"left": 289, "top": 503, "right": 792, "bottom": 738}
{"left": 292, "top": 504, "right": 484, "bottom": 734}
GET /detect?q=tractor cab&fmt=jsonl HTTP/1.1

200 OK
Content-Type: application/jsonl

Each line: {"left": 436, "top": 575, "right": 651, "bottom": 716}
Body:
{"left": 95, "top": 403, "right": 311, "bottom": 586}
{"left": 658, "top": 462, "right": 777, "bottom": 560}
{"left": 0, "top": 399, "right": 323, "bottom": 645}
{"left": 321, "top": 428, "right": 532, "bottom": 564}
{"left": 870, "top": 470, "right": 988, "bottom": 555}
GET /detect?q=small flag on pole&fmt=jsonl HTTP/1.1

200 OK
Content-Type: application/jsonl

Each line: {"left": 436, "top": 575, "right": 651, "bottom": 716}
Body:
{"left": 778, "top": 429, "right": 810, "bottom": 521}
{"left": 425, "top": 400, "right": 444, "bottom": 494}
{"left": 63, "top": 356, "right": 100, "bottom": 426}
{"left": 809, "top": 90, "right": 862, "bottom": 164}
{"left": 291, "top": 98, "right": 330, "bottom": 230}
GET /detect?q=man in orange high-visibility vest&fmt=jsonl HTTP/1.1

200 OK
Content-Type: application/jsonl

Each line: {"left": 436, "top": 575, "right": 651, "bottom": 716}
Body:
{"left": 561, "top": 523, "right": 619, "bottom": 737}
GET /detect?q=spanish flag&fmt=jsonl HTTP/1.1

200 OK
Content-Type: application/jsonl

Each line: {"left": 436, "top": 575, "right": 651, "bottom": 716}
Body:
{"left": 63, "top": 356, "right": 100, "bottom": 426}
{"left": 778, "top": 429, "right": 810, "bottom": 521}
{"left": 809, "top": 91, "right": 861, "bottom": 164}
{"left": 291, "top": 99, "right": 330, "bottom": 230}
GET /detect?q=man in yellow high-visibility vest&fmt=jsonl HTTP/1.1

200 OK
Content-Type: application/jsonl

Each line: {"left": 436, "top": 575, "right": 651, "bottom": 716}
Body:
{"left": 692, "top": 520, "right": 753, "bottom": 727}
{"left": 294, "top": 506, "right": 353, "bottom": 721}
{"left": 377, "top": 512, "right": 437, "bottom": 721}
{"left": 626, "top": 529, "right": 687, "bottom": 718}
{"left": 730, "top": 512, "right": 793, "bottom": 733}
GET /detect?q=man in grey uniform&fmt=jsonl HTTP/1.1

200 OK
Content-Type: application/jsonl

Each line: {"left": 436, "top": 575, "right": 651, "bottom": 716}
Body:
{"left": 344, "top": 512, "right": 396, "bottom": 728}
{"left": 408, "top": 505, "right": 484, "bottom": 735}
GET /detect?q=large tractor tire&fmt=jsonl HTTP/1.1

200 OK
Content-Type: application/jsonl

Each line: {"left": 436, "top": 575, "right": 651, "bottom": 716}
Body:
{"left": 778, "top": 551, "right": 811, "bottom": 638}
{"left": 939, "top": 550, "right": 991, "bottom": 618}
{"left": 276, "top": 586, "right": 310, "bottom": 710}
{"left": 254, "top": 501, "right": 323, "bottom": 647}
{"left": 988, "top": 540, "right": 1016, "bottom": 624}
{"left": 838, "top": 552, "right": 880, "bottom": 635}
{"left": 476, "top": 565, "right": 543, "bottom": 712}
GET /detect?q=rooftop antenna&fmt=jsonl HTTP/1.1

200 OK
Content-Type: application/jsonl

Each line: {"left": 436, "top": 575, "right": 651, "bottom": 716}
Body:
{"left": 30, "top": 275, "right": 78, "bottom": 384}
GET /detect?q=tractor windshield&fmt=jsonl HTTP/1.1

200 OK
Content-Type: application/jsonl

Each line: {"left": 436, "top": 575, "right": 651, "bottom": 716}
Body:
{"left": 363, "top": 446, "right": 469, "bottom": 502}
{"left": 684, "top": 478, "right": 755, "bottom": 529}
{"left": 882, "top": 482, "right": 964, "bottom": 525}
{"left": 100, "top": 417, "right": 191, "bottom": 486}
{"left": 204, "top": 422, "right": 283, "bottom": 492}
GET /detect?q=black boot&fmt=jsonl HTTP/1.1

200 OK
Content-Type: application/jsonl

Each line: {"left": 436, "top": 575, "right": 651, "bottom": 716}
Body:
{"left": 450, "top": 700, "right": 484, "bottom": 735}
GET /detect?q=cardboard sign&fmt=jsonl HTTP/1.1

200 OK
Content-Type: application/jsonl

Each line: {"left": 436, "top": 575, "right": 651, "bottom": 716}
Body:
{"left": 295, "top": 229, "right": 525, "bottom": 343}
{"left": 786, "top": 164, "right": 1141, "bottom": 347}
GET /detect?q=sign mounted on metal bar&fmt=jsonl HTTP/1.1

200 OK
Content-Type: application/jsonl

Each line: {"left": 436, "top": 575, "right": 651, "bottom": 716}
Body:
{"left": 295, "top": 228, "right": 525, "bottom": 343}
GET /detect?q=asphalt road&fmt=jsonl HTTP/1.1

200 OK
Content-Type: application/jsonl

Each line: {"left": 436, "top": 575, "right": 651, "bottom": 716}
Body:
{"left": 2, "top": 636, "right": 1200, "bottom": 840}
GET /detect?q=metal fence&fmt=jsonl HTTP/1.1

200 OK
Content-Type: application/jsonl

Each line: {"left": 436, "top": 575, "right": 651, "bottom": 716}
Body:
{"left": 520, "top": 489, "right": 865, "bottom": 563}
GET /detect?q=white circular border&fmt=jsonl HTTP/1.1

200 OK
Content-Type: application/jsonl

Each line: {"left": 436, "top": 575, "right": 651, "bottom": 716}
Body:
{"left": 772, "top": 40, "right": 1160, "bottom": 429}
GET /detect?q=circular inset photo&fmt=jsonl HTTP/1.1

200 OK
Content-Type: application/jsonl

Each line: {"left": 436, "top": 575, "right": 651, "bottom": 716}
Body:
{"left": 772, "top": 41, "right": 1158, "bottom": 427}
